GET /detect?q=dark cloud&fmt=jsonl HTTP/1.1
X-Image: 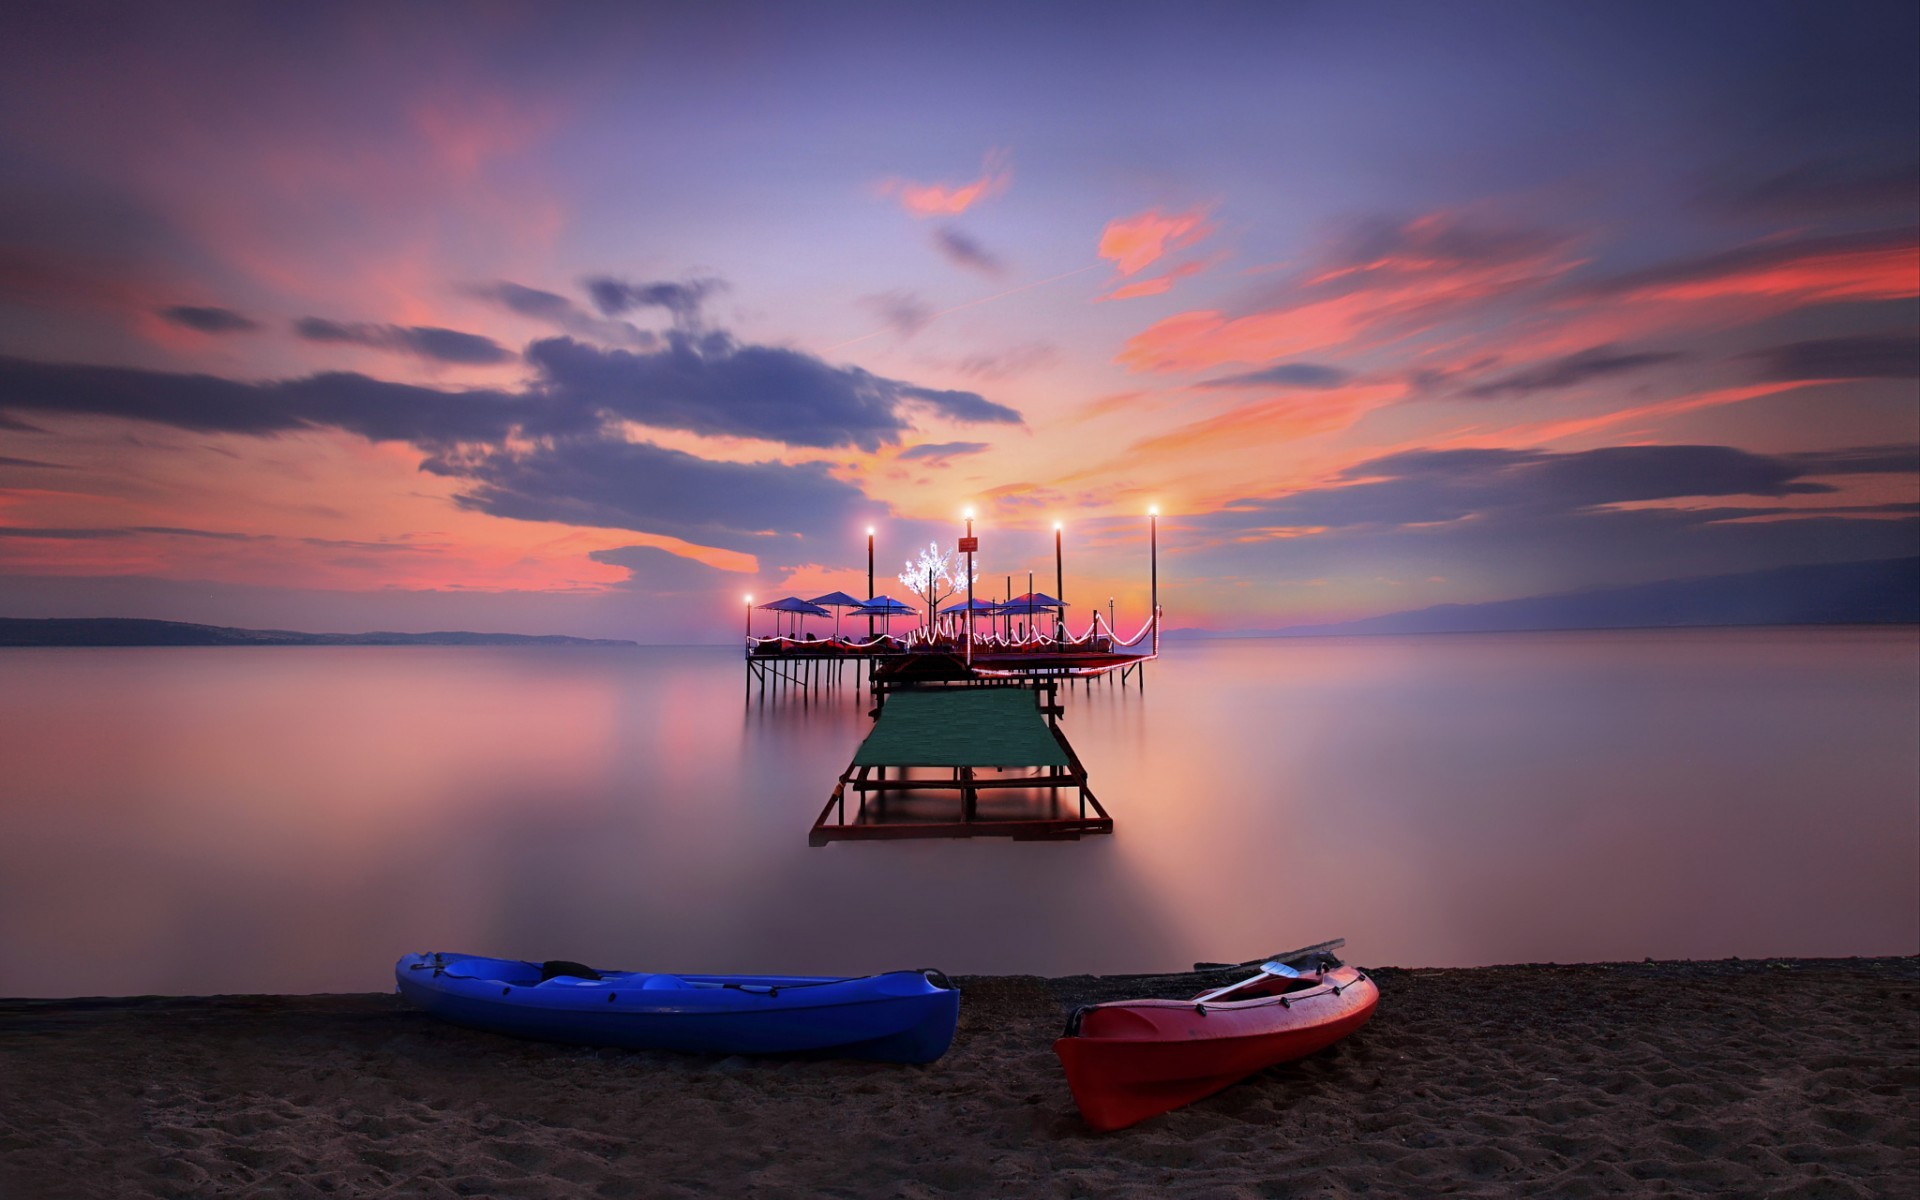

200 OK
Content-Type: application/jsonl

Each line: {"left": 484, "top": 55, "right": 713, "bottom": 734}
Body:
{"left": 1787, "top": 443, "right": 1920, "bottom": 476}
{"left": 293, "top": 318, "right": 515, "bottom": 365}
{"left": 0, "top": 334, "right": 1020, "bottom": 454}
{"left": 0, "top": 355, "right": 536, "bottom": 442}
{"left": 1197, "top": 362, "right": 1352, "bottom": 390}
{"left": 525, "top": 334, "right": 1019, "bottom": 451}
{"left": 860, "top": 290, "right": 933, "bottom": 338}
{"left": 135, "top": 525, "right": 262, "bottom": 540}
{"left": 1746, "top": 334, "right": 1919, "bottom": 381}
{"left": 157, "top": 305, "right": 259, "bottom": 334}
{"left": 422, "top": 438, "right": 883, "bottom": 555}
{"left": 0, "top": 333, "right": 1019, "bottom": 561}
{"left": 1705, "top": 155, "right": 1920, "bottom": 220}
{"left": 587, "top": 544, "right": 748, "bottom": 593}
{"left": 0, "top": 455, "right": 68, "bottom": 469}
{"left": 898, "top": 441, "right": 989, "bottom": 463}
{"left": 932, "top": 226, "right": 1003, "bottom": 275}
{"left": 464, "top": 280, "right": 658, "bottom": 349}
{"left": 583, "top": 277, "right": 721, "bottom": 324}
{"left": 1214, "top": 444, "right": 1840, "bottom": 532}
{"left": 0, "top": 526, "right": 128, "bottom": 539}
{"left": 1171, "top": 446, "right": 1918, "bottom": 609}
{"left": 1462, "top": 345, "right": 1684, "bottom": 398}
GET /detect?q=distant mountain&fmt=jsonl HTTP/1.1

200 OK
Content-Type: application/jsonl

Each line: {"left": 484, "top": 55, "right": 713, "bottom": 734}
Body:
{"left": 1167, "top": 556, "right": 1920, "bottom": 640}
{"left": 0, "top": 618, "right": 636, "bottom": 648}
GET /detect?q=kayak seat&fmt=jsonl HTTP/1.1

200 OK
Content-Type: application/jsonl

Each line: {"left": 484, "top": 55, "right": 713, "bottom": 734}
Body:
{"left": 539, "top": 960, "right": 603, "bottom": 982}
{"left": 641, "top": 974, "right": 686, "bottom": 990}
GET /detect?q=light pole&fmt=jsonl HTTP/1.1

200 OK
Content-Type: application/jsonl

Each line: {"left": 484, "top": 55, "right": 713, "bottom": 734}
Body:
{"left": 1148, "top": 505, "right": 1159, "bottom": 654}
{"left": 1108, "top": 596, "right": 1114, "bottom": 649}
{"left": 963, "top": 508, "right": 976, "bottom": 665}
{"left": 1054, "top": 522, "right": 1064, "bottom": 643}
{"left": 866, "top": 526, "right": 875, "bottom": 640}
{"left": 744, "top": 594, "right": 753, "bottom": 648}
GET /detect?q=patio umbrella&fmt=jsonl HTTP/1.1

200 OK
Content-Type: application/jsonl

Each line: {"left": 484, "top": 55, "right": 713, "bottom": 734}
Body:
{"left": 852, "top": 595, "right": 915, "bottom": 638}
{"left": 938, "top": 598, "right": 1003, "bottom": 614}
{"left": 807, "top": 591, "right": 868, "bottom": 639}
{"left": 940, "top": 597, "right": 1001, "bottom": 645}
{"left": 757, "top": 595, "right": 831, "bottom": 638}
{"left": 1002, "top": 592, "right": 1068, "bottom": 641}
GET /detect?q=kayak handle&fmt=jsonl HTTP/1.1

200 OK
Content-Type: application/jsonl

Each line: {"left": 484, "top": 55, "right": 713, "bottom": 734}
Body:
{"left": 1062, "top": 1005, "right": 1091, "bottom": 1038}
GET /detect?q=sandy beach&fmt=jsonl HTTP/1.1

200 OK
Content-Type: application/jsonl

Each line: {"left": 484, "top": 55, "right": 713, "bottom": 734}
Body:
{"left": 2, "top": 957, "right": 1914, "bottom": 1198}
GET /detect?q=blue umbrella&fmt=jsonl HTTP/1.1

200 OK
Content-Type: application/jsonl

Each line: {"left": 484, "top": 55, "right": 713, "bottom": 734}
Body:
{"left": 807, "top": 591, "right": 868, "bottom": 637}
{"left": 757, "top": 595, "right": 830, "bottom": 638}
{"left": 852, "top": 595, "right": 916, "bottom": 638}
{"left": 938, "top": 598, "right": 1002, "bottom": 614}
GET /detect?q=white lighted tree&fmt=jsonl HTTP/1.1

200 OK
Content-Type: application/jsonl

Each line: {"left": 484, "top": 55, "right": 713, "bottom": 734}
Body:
{"left": 899, "top": 541, "right": 979, "bottom": 615}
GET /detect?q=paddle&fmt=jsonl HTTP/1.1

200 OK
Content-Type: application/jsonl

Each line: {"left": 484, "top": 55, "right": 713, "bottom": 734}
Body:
{"left": 1193, "top": 960, "right": 1307, "bottom": 1004}
{"left": 1193, "top": 937, "right": 1345, "bottom": 973}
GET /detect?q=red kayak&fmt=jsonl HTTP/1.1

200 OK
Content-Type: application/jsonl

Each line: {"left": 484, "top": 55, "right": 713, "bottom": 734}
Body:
{"left": 1054, "top": 960, "right": 1379, "bottom": 1131}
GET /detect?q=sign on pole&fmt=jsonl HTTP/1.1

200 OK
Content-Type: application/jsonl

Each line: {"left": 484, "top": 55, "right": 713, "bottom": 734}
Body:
{"left": 957, "top": 536, "right": 978, "bottom": 553}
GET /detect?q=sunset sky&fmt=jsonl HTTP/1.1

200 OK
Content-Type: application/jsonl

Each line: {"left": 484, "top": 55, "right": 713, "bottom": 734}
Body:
{"left": 2, "top": 2, "right": 1915, "bottom": 640}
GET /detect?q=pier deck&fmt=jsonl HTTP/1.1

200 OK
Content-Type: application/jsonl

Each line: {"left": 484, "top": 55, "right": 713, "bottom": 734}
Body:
{"left": 810, "top": 681, "right": 1112, "bottom": 845}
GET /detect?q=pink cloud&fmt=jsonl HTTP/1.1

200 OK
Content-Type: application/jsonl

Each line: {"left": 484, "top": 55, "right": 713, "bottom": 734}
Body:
{"left": 1123, "top": 383, "right": 1403, "bottom": 460}
{"left": 1097, "top": 208, "right": 1214, "bottom": 276}
{"left": 1117, "top": 213, "right": 1583, "bottom": 372}
{"left": 880, "top": 149, "right": 1011, "bottom": 217}
{"left": 1100, "top": 256, "right": 1220, "bottom": 301}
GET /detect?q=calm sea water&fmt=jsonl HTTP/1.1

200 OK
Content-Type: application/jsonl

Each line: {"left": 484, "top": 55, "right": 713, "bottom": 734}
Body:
{"left": 1, "top": 628, "right": 1914, "bottom": 998}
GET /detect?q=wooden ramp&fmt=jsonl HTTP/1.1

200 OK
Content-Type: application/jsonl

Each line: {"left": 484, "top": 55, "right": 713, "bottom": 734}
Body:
{"left": 810, "top": 681, "right": 1112, "bottom": 845}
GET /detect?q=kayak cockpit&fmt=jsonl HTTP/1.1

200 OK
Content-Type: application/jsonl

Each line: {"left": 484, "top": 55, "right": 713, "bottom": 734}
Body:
{"left": 1190, "top": 973, "right": 1325, "bottom": 1003}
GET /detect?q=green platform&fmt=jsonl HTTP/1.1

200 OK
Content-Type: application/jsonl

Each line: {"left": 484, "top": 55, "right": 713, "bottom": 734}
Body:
{"left": 851, "top": 688, "right": 1070, "bottom": 768}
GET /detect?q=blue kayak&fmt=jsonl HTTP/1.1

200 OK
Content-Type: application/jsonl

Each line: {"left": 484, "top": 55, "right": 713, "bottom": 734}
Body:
{"left": 395, "top": 952, "right": 960, "bottom": 1063}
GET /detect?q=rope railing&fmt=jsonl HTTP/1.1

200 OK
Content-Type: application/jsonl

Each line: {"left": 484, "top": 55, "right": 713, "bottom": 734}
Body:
{"left": 745, "top": 607, "right": 1161, "bottom": 662}
{"left": 894, "top": 607, "right": 1159, "bottom": 654}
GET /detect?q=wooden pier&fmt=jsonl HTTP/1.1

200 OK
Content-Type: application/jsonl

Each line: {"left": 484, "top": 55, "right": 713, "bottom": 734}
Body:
{"left": 746, "top": 611, "right": 1160, "bottom": 700}
{"left": 810, "top": 675, "right": 1112, "bottom": 845}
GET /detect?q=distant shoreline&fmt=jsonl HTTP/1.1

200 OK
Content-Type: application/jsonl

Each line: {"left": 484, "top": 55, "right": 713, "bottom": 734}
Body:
{"left": 3, "top": 617, "right": 1915, "bottom": 649}
{"left": 0, "top": 617, "right": 635, "bottom": 648}
{"left": 1167, "top": 619, "right": 1920, "bottom": 642}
